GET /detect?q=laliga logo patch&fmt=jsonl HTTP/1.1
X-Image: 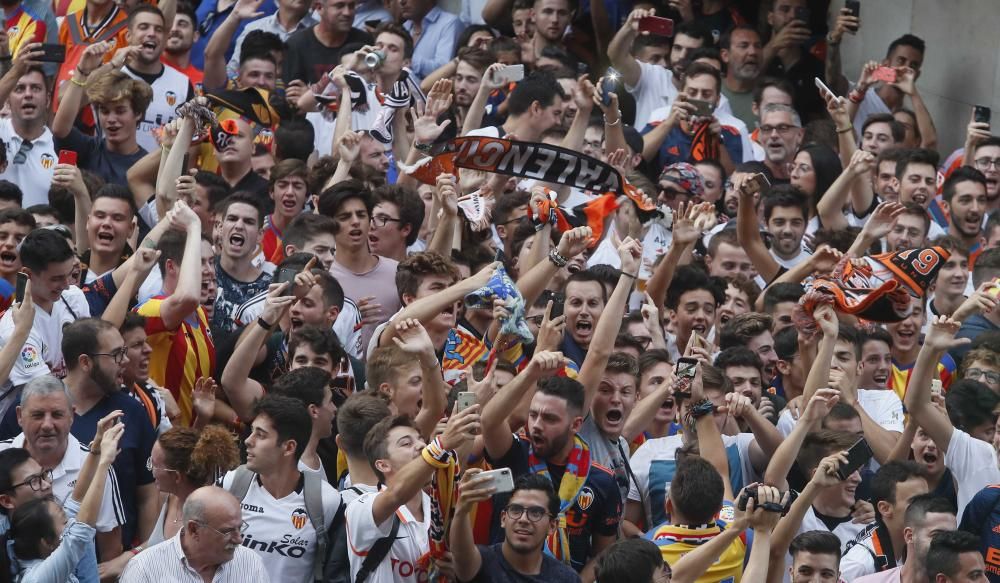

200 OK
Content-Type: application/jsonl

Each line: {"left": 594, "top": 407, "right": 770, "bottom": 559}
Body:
{"left": 577, "top": 487, "right": 594, "bottom": 511}
{"left": 290, "top": 508, "right": 307, "bottom": 529}
{"left": 40, "top": 153, "right": 54, "bottom": 169}
{"left": 719, "top": 504, "right": 735, "bottom": 523}
{"left": 20, "top": 346, "right": 39, "bottom": 365}
{"left": 166, "top": 91, "right": 177, "bottom": 106}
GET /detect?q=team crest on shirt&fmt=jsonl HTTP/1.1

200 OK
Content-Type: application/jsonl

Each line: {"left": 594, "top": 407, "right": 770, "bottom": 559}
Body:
{"left": 166, "top": 91, "right": 177, "bottom": 106}
{"left": 40, "top": 153, "right": 54, "bottom": 169}
{"left": 290, "top": 508, "right": 307, "bottom": 529}
{"left": 577, "top": 487, "right": 594, "bottom": 511}
{"left": 21, "top": 346, "right": 40, "bottom": 368}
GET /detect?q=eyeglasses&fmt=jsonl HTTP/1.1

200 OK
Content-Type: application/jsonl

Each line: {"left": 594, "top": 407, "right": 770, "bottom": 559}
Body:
{"left": 759, "top": 124, "right": 799, "bottom": 135}
{"left": 196, "top": 520, "right": 249, "bottom": 538}
{"left": 658, "top": 186, "right": 692, "bottom": 200}
{"left": 146, "top": 457, "right": 179, "bottom": 474}
{"left": 631, "top": 336, "right": 653, "bottom": 350}
{"left": 504, "top": 503, "right": 550, "bottom": 522}
{"left": 9, "top": 469, "right": 53, "bottom": 492}
{"left": 974, "top": 158, "right": 1000, "bottom": 171}
{"left": 89, "top": 348, "right": 128, "bottom": 364}
{"left": 966, "top": 368, "right": 1000, "bottom": 385}
{"left": 525, "top": 315, "right": 545, "bottom": 326}
{"left": 371, "top": 214, "right": 402, "bottom": 228}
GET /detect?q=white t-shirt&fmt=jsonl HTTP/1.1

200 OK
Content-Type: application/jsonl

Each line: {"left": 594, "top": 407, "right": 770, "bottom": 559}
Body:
{"left": 122, "top": 64, "right": 193, "bottom": 153}
{"left": 944, "top": 428, "right": 1000, "bottom": 521}
{"left": 771, "top": 247, "right": 811, "bottom": 270}
{"left": 627, "top": 433, "right": 756, "bottom": 528}
{"left": 856, "top": 389, "right": 904, "bottom": 433}
{"left": 0, "top": 287, "right": 90, "bottom": 417}
{"left": 340, "top": 482, "right": 377, "bottom": 506}
{"left": 345, "top": 489, "right": 431, "bottom": 583}
{"left": 233, "top": 291, "right": 364, "bottom": 360}
{"left": 0, "top": 433, "right": 123, "bottom": 532}
{"left": 784, "top": 507, "right": 868, "bottom": 583}
{"left": 0, "top": 119, "right": 56, "bottom": 207}
{"left": 222, "top": 470, "right": 343, "bottom": 583}
{"left": 625, "top": 60, "right": 679, "bottom": 130}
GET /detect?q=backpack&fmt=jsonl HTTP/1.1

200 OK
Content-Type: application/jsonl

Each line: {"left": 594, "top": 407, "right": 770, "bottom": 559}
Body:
{"left": 227, "top": 466, "right": 331, "bottom": 582}
{"left": 325, "top": 487, "right": 401, "bottom": 583}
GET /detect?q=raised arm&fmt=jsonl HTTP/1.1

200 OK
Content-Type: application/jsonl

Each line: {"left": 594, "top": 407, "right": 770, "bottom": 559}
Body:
{"left": 847, "top": 201, "right": 904, "bottom": 257}
{"left": 763, "top": 388, "right": 840, "bottom": 492}
{"left": 816, "top": 150, "right": 869, "bottom": 232}
{"left": 103, "top": 247, "right": 160, "bottom": 329}
{"left": 154, "top": 112, "right": 196, "bottom": 221}
{"left": 157, "top": 201, "right": 203, "bottom": 331}
{"left": 481, "top": 351, "right": 567, "bottom": 461}
{"left": 823, "top": 9, "right": 856, "bottom": 96}
{"left": 517, "top": 226, "right": 591, "bottom": 308}
{"left": 0, "top": 287, "right": 34, "bottom": 387}
{"left": 0, "top": 43, "right": 44, "bottom": 107}
{"left": 691, "top": 362, "right": 732, "bottom": 501}
{"left": 735, "top": 173, "right": 780, "bottom": 284}
{"left": 559, "top": 76, "right": 596, "bottom": 152}
{"left": 623, "top": 367, "right": 674, "bottom": 442}
{"left": 641, "top": 97, "right": 692, "bottom": 161}
{"left": 577, "top": 237, "right": 641, "bottom": 413}
{"left": 391, "top": 319, "right": 448, "bottom": 440}
{"left": 646, "top": 202, "right": 708, "bottom": 310}
{"left": 801, "top": 304, "right": 838, "bottom": 405}
{"left": 51, "top": 41, "right": 118, "bottom": 139}
{"left": 832, "top": 365, "right": 899, "bottom": 464}
{"left": 426, "top": 173, "right": 460, "bottom": 258}
{"left": 963, "top": 110, "right": 992, "bottom": 170}
{"left": 219, "top": 283, "right": 294, "bottom": 420}
{"left": 903, "top": 315, "right": 968, "bottom": 453}
{"left": 450, "top": 469, "right": 493, "bottom": 582}
{"left": 895, "top": 68, "right": 938, "bottom": 150}
{"left": 461, "top": 64, "right": 506, "bottom": 136}
{"left": 370, "top": 404, "right": 479, "bottom": 526}
{"left": 607, "top": 9, "right": 653, "bottom": 88}
{"left": 202, "top": 0, "right": 263, "bottom": 90}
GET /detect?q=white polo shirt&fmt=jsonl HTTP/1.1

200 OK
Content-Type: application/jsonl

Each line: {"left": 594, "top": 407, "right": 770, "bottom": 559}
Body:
{"left": 0, "top": 433, "right": 124, "bottom": 532}
{"left": 0, "top": 118, "right": 56, "bottom": 207}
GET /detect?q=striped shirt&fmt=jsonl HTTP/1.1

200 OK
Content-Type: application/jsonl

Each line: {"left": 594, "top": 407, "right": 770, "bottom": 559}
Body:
{"left": 121, "top": 530, "right": 269, "bottom": 583}
{"left": 135, "top": 297, "right": 215, "bottom": 427}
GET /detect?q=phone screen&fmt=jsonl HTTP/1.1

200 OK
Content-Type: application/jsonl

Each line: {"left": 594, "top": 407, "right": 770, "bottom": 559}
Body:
{"left": 275, "top": 267, "right": 298, "bottom": 287}
{"left": 676, "top": 358, "right": 698, "bottom": 379}
{"left": 837, "top": 438, "right": 873, "bottom": 480}
{"left": 15, "top": 272, "right": 27, "bottom": 304}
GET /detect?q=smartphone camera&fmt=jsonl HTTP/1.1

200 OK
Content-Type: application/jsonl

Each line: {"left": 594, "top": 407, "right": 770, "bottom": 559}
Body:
{"left": 975, "top": 105, "right": 991, "bottom": 126}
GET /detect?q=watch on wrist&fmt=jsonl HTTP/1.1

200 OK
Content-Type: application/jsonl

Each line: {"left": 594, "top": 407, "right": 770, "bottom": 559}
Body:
{"left": 414, "top": 142, "right": 434, "bottom": 152}
{"left": 548, "top": 249, "right": 569, "bottom": 268}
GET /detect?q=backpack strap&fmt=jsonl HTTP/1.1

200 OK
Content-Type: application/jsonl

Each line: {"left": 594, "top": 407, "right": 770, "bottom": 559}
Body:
{"left": 303, "top": 471, "right": 328, "bottom": 582}
{"left": 227, "top": 465, "right": 255, "bottom": 501}
{"left": 354, "top": 513, "right": 401, "bottom": 583}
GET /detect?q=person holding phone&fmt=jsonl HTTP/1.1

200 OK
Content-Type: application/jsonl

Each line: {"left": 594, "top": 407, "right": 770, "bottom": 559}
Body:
{"left": 760, "top": 0, "right": 827, "bottom": 121}
{"left": 450, "top": 471, "right": 580, "bottom": 583}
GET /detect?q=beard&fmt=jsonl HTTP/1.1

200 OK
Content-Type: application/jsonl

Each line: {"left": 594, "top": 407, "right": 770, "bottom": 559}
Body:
{"left": 90, "top": 365, "right": 120, "bottom": 395}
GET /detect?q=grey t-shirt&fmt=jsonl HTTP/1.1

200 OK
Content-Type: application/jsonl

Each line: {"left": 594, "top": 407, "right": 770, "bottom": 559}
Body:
{"left": 578, "top": 416, "right": 631, "bottom": 505}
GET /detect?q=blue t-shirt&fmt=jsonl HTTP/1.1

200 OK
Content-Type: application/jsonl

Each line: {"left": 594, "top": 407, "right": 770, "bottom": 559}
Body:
{"left": 69, "top": 392, "right": 156, "bottom": 547}
{"left": 640, "top": 123, "right": 744, "bottom": 171}
{"left": 191, "top": 0, "right": 277, "bottom": 70}
{"left": 485, "top": 435, "right": 622, "bottom": 572}
{"left": 959, "top": 484, "right": 1000, "bottom": 581}
{"left": 470, "top": 543, "right": 581, "bottom": 583}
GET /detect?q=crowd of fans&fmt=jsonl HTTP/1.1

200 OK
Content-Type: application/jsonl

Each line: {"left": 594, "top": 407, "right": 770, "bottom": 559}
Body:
{"left": 0, "top": 0, "right": 998, "bottom": 581}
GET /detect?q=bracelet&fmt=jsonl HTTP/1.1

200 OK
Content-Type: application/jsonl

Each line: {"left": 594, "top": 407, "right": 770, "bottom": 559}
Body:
{"left": 603, "top": 114, "right": 621, "bottom": 126}
{"left": 689, "top": 398, "right": 716, "bottom": 419}
{"left": 70, "top": 76, "right": 87, "bottom": 88}
{"left": 825, "top": 32, "right": 840, "bottom": 46}
{"left": 257, "top": 316, "right": 273, "bottom": 331}
{"left": 621, "top": 272, "right": 638, "bottom": 279}
{"left": 414, "top": 142, "right": 434, "bottom": 152}
{"left": 548, "top": 249, "right": 569, "bottom": 268}
{"left": 836, "top": 125, "right": 854, "bottom": 134}
{"left": 848, "top": 89, "right": 864, "bottom": 104}
{"left": 75, "top": 65, "right": 91, "bottom": 77}
{"left": 131, "top": 545, "right": 144, "bottom": 556}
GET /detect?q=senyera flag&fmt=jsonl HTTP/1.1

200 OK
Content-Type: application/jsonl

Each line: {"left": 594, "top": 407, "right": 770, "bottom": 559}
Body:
{"left": 406, "top": 137, "right": 656, "bottom": 243}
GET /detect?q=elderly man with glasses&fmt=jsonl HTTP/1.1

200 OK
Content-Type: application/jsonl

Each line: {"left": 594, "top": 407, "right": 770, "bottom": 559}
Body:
{"left": 0, "top": 374, "right": 125, "bottom": 562}
{"left": 121, "top": 486, "right": 268, "bottom": 583}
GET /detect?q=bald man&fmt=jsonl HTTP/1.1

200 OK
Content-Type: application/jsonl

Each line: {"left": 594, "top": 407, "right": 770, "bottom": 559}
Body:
{"left": 121, "top": 486, "right": 268, "bottom": 582}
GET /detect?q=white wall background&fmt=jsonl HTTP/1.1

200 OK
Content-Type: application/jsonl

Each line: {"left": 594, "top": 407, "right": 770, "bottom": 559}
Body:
{"left": 834, "top": 0, "right": 999, "bottom": 155}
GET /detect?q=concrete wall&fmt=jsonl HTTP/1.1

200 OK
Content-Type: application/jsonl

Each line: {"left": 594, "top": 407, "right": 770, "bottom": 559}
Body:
{"left": 834, "top": 0, "right": 999, "bottom": 155}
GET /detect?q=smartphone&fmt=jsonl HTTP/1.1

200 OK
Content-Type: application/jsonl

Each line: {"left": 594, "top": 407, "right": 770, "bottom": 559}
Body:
{"left": 836, "top": 437, "right": 874, "bottom": 480}
{"left": 364, "top": 18, "right": 381, "bottom": 28}
{"left": 688, "top": 99, "right": 715, "bottom": 118}
{"left": 495, "top": 64, "right": 525, "bottom": 85}
{"left": 872, "top": 66, "right": 897, "bottom": 83}
{"left": 793, "top": 6, "right": 809, "bottom": 22}
{"left": 814, "top": 77, "right": 836, "bottom": 99}
{"left": 676, "top": 357, "right": 698, "bottom": 380}
{"left": 975, "top": 105, "right": 992, "bottom": 125}
{"left": 844, "top": 0, "right": 860, "bottom": 30}
{"left": 600, "top": 75, "right": 616, "bottom": 107}
{"left": 14, "top": 272, "right": 27, "bottom": 304}
{"left": 275, "top": 267, "right": 298, "bottom": 287}
{"left": 637, "top": 16, "right": 674, "bottom": 37}
{"left": 745, "top": 172, "right": 771, "bottom": 194}
{"left": 540, "top": 290, "right": 564, "bottom": 319}
{"left": 37, "top": 43, "right": 66, "bottom": 63}
{"left": 455, "top": 392, "right": 477, "bottom": 413}
{"left": 480, "top": 468, "right": 515, "bottom": 494}
{"left": 58, "top": 150, "right": 77, "bottom": 166}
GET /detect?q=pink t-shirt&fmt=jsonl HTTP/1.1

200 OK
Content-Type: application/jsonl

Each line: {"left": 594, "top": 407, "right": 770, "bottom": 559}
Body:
{"left": 330, "top": 255, "right": 400, "bottom": 351}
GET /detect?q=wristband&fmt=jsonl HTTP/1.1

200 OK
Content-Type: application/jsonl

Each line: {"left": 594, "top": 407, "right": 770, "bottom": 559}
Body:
{"left": 836, "top": 125, "right": 854, "bottom": 134}
{"left": 621, "top": 272, "right": 638, "bottom": 279}
{"left": 688, "top": 398, "right": 716, "bottom": 419}
{"left": 421, "top": 435, "right": 456, "bottom": 469}
{"left": 75, "top": 65, "right": 91, "bottom": 77}
{"left": 131, "top": 545, "right": 144, "bottom": 556}
{"left": 603, "top": 114, "right": 621, "bottom": 126}
{"left": 548, "top": 249, "right": 569, "bottom": 268}
{"left": 70, "top": 76, "right": 87, "bottom": 88}
{"left": 848, "top": 89, "right": 864, "bottom": 104}
{"left": 257, "top": 316, "right": 273, "bottom": 331}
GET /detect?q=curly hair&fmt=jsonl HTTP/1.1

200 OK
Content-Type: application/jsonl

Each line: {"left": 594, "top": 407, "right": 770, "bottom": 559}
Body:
{"left": 86, "top": 69, "right": 154, "bottom": 119}
{"left": 395, "top": 251, "right": 461, "bottom": 302}
{"left": 157, "top": 425, "right": 240, "bottom": 486}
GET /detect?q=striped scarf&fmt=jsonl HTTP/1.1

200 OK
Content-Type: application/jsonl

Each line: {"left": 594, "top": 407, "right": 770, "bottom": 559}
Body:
{"left": 417, "top": 437, "right": 459, "bottom": 583}
{"left": 527, "top": 434, "right": 591, "bottom": 564}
